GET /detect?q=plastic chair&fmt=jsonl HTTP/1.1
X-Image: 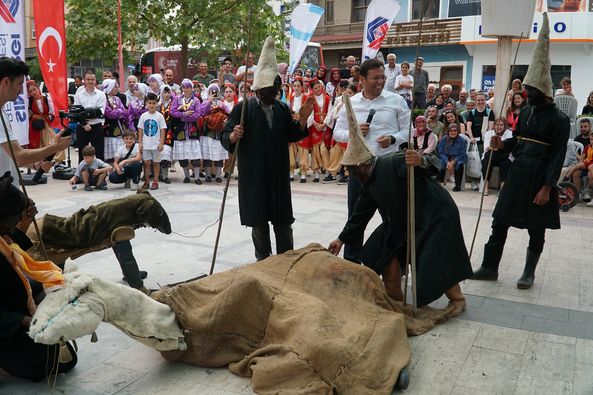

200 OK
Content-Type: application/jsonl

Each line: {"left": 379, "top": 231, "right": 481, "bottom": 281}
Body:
{"left": 554, "top": 95, "right": 579, "bottom": 138}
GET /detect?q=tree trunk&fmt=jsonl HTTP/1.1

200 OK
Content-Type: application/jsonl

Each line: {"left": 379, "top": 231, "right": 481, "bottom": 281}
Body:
{"left": 180, "top": 38, "right": 189, "bottom": 79}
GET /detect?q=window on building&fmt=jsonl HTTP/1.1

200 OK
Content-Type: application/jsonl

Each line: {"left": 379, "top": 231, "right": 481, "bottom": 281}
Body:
{"left": 412, "top": 0, "right": 440, "bottom": 20}
{"left": 352, "top": 0, "right": 372, "bottom": 23}
{"left": 326, "top": 1, "right": 334, "bottom": 24}
{"left": 32, "top": 22, "right": 35, "bottom": 40}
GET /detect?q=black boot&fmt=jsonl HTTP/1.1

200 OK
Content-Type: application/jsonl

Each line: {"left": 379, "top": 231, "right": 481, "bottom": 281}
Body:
{"left": 517, "top": 248, "right": 540, "bottom": 289}
{"left": 472, "top": 242, "right": 504, "bottom": 281}
{"left": 112, "top": 241, "right": 145, "bottom": 290}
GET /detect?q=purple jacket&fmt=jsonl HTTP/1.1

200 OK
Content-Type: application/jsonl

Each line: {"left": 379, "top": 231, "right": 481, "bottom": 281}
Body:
{"left": 170, "top": 95, "right": 211, "bottom": 123}
{"left": 105, "top": 96, "right": 127, "bottom": 120}
{"left": 127, "top": 99, "right": 147, "bottom": 130}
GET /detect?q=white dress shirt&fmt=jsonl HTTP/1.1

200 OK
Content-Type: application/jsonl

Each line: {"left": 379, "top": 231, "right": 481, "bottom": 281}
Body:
{"left": 384, "top": 63, "right": 401, "bottom": 93}
{"left": 0, "top": 109, "right": 19, "bottom": 186}
{"left": 333, "top": 90, "right": 410, "bottom": 156}
{"left": 73, "top": 88, "right": 107, "bottom": 125}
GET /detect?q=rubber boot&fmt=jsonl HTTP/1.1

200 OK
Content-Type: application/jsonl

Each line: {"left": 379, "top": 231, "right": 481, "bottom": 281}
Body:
{"left": 517, "top": 248, "right": 540, "bottom": 289}
{"left": 472, "top": 242, "right": 503, "bottom": 281}
{"left": 112, "top": 240, "right": 145, "bottom": 290}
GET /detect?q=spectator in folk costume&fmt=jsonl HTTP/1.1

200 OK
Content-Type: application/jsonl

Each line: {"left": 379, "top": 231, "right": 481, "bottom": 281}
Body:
{"left": 158, "top": 85, "right": 174, "bottom": 184}
{"left": 472, "top": 14, "right": 570, "bottom": 290}
{"left": 26, "top": 80, "right": 65, "bottom": 165}
{"left": 325, "top": 68, "right": 341, "bottom": 99}
{"left": 221, "top": 83, "right": 238, "bottom": 178}
{"left": 147, "top": 74, "right": 163, "bottom": 97}
{"left": 289, "top": 78, "right": 306, "bottom": 181}
{"left": 316, "top": 66, "right": 327, "bottom": 83}
{"left": 102, "top": 79, "right": 127, "bottom": 163}
{"left": 220, "top": 36, "right": 314, "bottom": 261}
{"left": 200, "top": 84, "right": 229, "bottom": 183}
{"left": 127, "top": 83, "right": 148, "bottom": 131}
{"left": 437, "top": 123, "right": 467, "bottom": 192}
{"left": 298, "top": 78, "right": 331, "bottom": 183}
{"left": 171, "top": 78, "right": 210, "bottom": 185}
{"left": 482, "top": 118, "right": 513, "bottom": 196}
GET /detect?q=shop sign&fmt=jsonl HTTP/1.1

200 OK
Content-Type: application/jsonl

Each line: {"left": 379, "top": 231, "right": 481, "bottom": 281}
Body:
{"left": 384, "top": 18, "right": 462, "bottom": 47}
{"left": 482, "top": 75, "right": 495, "bottom": 92}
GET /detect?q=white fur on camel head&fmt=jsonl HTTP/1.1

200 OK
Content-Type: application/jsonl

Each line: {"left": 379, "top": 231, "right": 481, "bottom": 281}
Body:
{"left": 29, "top": 262, "right": 186, "bottom": 352}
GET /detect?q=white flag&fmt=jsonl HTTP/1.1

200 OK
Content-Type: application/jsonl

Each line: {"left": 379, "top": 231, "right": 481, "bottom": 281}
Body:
{"left": 289, "top": 3, "right": 324, "bottom": 74}
{"left": 362, "top": 0, "right": 401, "bottom": 61}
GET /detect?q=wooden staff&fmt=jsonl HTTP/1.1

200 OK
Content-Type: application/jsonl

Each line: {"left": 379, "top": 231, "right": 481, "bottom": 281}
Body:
{"left": 209, "top": 6, "right": 254, "bottom": 276}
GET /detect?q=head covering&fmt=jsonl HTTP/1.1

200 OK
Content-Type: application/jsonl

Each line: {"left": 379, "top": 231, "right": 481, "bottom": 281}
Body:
{"left": 26, "top": 80, "right": 37, "bottom": 89}
{"left": 253, "top": 37, "right": 278, "bottom": 90}
{"left": 102, "top": 79, "right": 117, "bottom": 95}
{"left": 341, "top": 94, "right": 374, "bottom": 166}
{"left": 208, "top": 83, "right": 220, "bottom": 96}
{"left": 160, "top": 84, "right": 171, "bottom": 95}
{"left": 448, "top": 123, "right": 459, "bottom": 131}
{"left": 137, "top": 83, "right": 149, "bottom": 97}
{"left": 147, "top": 73, "right": 164, "bottom": 88}
{"left": 181, "top": 78, "right": 193, "bottom": 89}
{"left": 329, "top": 68, "right": 341, "bottom": 84}
{"left": 523, "top": 13, "right": 553, "bottom": 98}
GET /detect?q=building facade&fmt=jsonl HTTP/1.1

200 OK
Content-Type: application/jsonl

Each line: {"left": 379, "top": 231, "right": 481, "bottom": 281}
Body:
{"left": 311, "top": 0, "right": 593, "bottom": 105}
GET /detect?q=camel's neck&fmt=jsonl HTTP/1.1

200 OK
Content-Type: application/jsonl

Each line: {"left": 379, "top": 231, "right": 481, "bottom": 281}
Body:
{"left": 92, "top": 278, "right": 186, "bottom": 351}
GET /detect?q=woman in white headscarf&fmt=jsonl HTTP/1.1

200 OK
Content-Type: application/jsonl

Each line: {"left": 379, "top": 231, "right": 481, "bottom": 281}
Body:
{"left": 102, "top": 79, "right": 128, "bottom": 162}
{"left": 147, "top": 74, "right": 164, "bottom": 96}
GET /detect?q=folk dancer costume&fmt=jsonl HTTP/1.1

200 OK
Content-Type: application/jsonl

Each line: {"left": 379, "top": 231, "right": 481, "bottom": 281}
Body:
{"left": 288, "top": 86, "right": 305, "bottom": 180}
{"left": 298, "top": 82, "right": 331, "bottom": 183}
{"left": 220, "top": 37, "right": 309, "bottom": 261}
{"left": 159, "top": 85, "right": 175, "bottom": 184}
{"left": 200, "top": 84, "right": 229, "bottom": 183}
{"left": 334, "top": 94, "right": 473, "bottom": 308}
{"left": 472, "top": 13, "right": 570, "bottom": 289}
{"left": 221, "top": 85, "right": 238, "bottom": 176}
{"left": 102, "top": 79, "right": 127, "bottom": 162}
{"left": 147, "top": 73, "right": 164, "bottom": 98}
{"left": 322, "top": 94, "right": 349, "bottom": 180}
{"left": 26, "top": 81, "right": 65, "bottom": 163}
{"left": 127, "top": 83, "right": 148, "bottom": 131}
{"left": 171, "top": 79, "right": 211, "bottom": 184}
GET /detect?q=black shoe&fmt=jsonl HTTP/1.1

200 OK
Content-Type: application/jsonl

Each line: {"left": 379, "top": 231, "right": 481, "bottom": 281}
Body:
{"left": 215, "top": 177, "right": 223, "bottom": 183}
{"left": 517, "top": 249, "right": 540, "bottom": 289}
{"left": 300, "top": 178, "right": 306, "bottom": 183}
{"left": 190, "top": 172, "right": 196, "bottom": 178}
{"left": 472, "top": 266, "right": 499, "bottom": 281}
{"left": 210, "top": 173, "right": 216, "bottom": 178}
{"left": 205, "top": 175, "right": 212, "bottom": 183}
{"left": 195, "top": 178, "right": 202, "bottom": 185}
{"left": 122, "top": 270, "right": 148, "bottom": 282}
{"left": 158, "top": 175, "right": 164, "bottom": 182}
{"left": 337, "top": 176, "right": 349, "bottom": 185}
{"left": 452, "top": 186, "right": 461, "bottom": 192}
{"left": 183, "top": 177, "right": 190, "bottom": 183}
{"left": 199, "top": 171, "right": 206, "bottom": 178}
{"left": 312, "top": 177, "right": 320, "bottom": 183}
{"left": 163, "top": 177, "right": 171, "bottom": 184}
{"left": 321, "top": 175, "right": 336, "bottom": 184}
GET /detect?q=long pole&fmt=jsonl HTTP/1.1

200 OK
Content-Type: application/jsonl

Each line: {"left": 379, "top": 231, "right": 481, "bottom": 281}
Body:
{"left": 403, "top": 1, "right": 426, "bottom": 311}
{"left": 117, "top": 0, "right": 125, "bottom": 88}
{"left": 209, "top": 6, "right": 254, "bottom": 276}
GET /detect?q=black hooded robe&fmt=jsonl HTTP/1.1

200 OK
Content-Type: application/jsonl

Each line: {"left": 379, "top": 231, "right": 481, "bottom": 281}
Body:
{"left": 338, "top": 152, "right": 473, "bottom": 306}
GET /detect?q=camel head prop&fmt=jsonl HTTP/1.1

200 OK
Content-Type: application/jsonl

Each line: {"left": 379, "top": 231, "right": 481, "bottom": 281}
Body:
{"left": 29, "top": 262, "right": 186, "bottom": 352}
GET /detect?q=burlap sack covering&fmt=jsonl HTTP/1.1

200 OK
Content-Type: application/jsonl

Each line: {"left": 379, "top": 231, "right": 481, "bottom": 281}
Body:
{"left": 152, "top": 243, "right": 452, "bottom": 394}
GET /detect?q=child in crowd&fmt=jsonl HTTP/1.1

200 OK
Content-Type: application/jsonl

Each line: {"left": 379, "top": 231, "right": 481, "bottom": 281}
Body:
{"left": 108, "top": 130, "right": 142, "bottom": 190}
{"left": 138, "top": 93, "right": 166, "bottom": 190}
{"left": 69, "top": 145, "right": 112, "bottom": 191}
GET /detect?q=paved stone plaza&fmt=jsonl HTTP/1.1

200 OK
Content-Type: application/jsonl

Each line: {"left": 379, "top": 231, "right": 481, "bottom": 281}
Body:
{"left": 2, "top": 170, "right": 593, "bottom": 394}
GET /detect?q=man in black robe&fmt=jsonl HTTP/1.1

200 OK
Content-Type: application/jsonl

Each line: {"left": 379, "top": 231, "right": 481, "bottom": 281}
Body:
{"left": 220, "top": 37, "right": 315, "bottom": 260}
{"left": 472, "top": 13, "right": 570, "bottom": 289}
{"left": 328, "top": 94, "right": 472, "bottom": 313}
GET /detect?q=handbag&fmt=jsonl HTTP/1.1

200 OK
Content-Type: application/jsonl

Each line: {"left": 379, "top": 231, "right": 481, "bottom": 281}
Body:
{"left": 32, "top": 118, "right": 45, "bottom": 131}
{"left": 466, "top": 143, "right": 482, "bottom": 179}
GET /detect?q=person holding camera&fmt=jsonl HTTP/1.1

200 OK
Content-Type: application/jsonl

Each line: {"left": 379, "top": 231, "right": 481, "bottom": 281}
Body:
{"left": 73, "top": 70, "right": 107, "bottom": 163}
{"left": 0, "top": 57, "right": 71, "bottom": 186}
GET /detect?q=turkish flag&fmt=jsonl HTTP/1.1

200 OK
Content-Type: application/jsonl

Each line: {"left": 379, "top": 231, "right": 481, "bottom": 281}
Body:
{"left": 33, "top": 0, "right": 68, "bottom": 114}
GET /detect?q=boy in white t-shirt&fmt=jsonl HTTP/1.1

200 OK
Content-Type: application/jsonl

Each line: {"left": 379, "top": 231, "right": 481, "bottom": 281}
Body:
{"left": 138, "top": 93, "right": 166, "bottom": 190}
{"left": 108, "top": 129, "right": 143, "bottom": 190}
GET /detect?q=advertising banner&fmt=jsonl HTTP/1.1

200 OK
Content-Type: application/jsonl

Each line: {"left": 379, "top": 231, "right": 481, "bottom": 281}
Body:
{"left": 289, "top": 3, "right": 324, "bottom": 74}
{"left": 0, "top": 0, "right": 28, "bottom": 144}
{"left": 448, "top": 0, "right": 482, "bottom": 17}
{"left": 362, "top": 0, "right": 401, "bottom": 61}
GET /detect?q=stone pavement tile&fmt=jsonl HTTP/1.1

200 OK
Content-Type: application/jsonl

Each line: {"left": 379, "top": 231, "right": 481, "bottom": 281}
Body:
{"left": 575, "top": 338, "right": 593, "bottom": 365}
{"left": 406, "top": 324, "right": 478, "bottom": 394}
{"left": 529, "top": 332, "right": 577, "bottom": 346}
{"left": 58, "top": 363, "right": 146, "bottom": 395}
{"left": 473, "top": 325, "right": 529, "bottom": 355}
{"left": 572, "top": 363, "right": 593, "bottom": 395}
{"left": 519, "top": 339, "right": 575, "bottom": 382}
{"left": 451, "top": 384, "right": 497, "bottom": 395}
{"left": 513, "top": 373, "right": 572, "bottom": 395}
{"left": 105, "top": 343, "right": 167, "bottom": 374}
{"left": 480, "top": 296, "right": 569, "bottom": 322}
{"left": 521, "top": 316, "right": 593, "bottom": 340}
{"left": 577, "top": 271, "right": 593, "bottom": 313}
{"left": 455, "top": 347, "right": 522, "bottom": 394}
{"left": 461, "top": 304, "right": 524, "bottom": 329}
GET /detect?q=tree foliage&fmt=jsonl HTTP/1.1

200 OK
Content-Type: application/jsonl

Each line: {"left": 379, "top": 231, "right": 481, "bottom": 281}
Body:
{"left": 65, "top": 0, "right": 286, "bottom": 75}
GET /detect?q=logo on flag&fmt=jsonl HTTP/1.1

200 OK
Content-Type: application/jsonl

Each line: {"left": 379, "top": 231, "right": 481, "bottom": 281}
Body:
{"left": 366, "top": 17, "right": 390, "bottom": 50}
{"left": 0, "top": 0, "right": 19, "bottom": 24}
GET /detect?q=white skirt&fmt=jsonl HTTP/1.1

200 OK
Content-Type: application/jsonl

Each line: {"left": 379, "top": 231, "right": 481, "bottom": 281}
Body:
{"left": 200, "top": 136, "right": 228, "bottom": 161}
{"left": 104, "top": 137, "right": 123, "bottom": 161}
{"left": 161, "top": 145, "right": 172, "bottom": 162}
{"left": 172, "top": 139, "right": 202, "bottom": 160}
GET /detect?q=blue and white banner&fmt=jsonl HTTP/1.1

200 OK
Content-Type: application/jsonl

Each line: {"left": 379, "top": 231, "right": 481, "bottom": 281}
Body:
{"left": 362, "top": 0, "right": 401, "bottom": 61}
{"left": 289, "top": 3, "right": 324, "bottom": 74}
{"left": 0, "top": 0, "right": 28, "bottom": 144}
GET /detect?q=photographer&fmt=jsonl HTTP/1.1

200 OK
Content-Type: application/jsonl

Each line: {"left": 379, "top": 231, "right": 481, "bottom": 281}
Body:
{"left": 73, "top": 70, "right": 106, "bottom": 163}
{"left": 0, "top": 57, "right": 71, "bottom": 186}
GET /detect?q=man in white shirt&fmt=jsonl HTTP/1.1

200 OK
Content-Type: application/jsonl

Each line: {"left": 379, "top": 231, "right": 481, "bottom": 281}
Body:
{"left": 0, "top": 57, "right": 71, "bottom": 186}
{"left": 163, "top": 69, "right": 181, "bottom": 95}
{"left": 333, "top": 58, "right": 410, "bottom": 262}
{"left": 235, "top": 53, "right": 257, "bottom": 92}
{"left": 383, "top": 53, "right": 401, "bottom": 94}
{"left": 73, "top": 71, "right": 107, "bottom": 163}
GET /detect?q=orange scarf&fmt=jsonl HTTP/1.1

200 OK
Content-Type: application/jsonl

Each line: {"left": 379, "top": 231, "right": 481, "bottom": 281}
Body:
{"left": 0, "top": 236, "right": 64, "bottom": 315}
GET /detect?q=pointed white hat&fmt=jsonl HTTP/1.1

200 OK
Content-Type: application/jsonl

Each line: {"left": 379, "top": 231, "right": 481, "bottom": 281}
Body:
{"left": 252, "top": 37, "right": 278, "bottom": 90}
{"left": 523, "top": 13, "right": 553, "bottom": 98}
{"left": 341, "top": 94, "right": 374, "bottom": 166}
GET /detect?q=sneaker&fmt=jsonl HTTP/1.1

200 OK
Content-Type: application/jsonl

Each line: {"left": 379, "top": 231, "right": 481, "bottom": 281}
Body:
{"left": 452, "top": 186, "right": 461, "bottom": 192}
{"left": 150, "top": 181, "right": 158, "bottom": 190}
{"left": 321, "top": 174, "right": 337, "bottom": 184}
{"left": 588, "top": 200, "right": 593, "bottom": 207}
{"left": 215, "top": 177, "right": 223, "bottom": 183}
{"left": 95, "top": 184, "right": 108, "bottom": 191}
{"left": 142, "top": 181, "right": 150, "bottom": 189}
{"left": 312, "top": 176, "right": 320, "bottom": 183}
{"left": 471, "top": 181, "right": 479, "bottom": 191}
{"left": 195, "top": 178, "right": 202, "bottom": 185}
{"left": 205, "top": 175, "right": 212, "bottom": 183}
{"left": 163, "top": 177, "right": 171, "bottom": 184}
{"left": 337, "top": 176, "right": 349, "bottom": 185}
{"left": 124, "top": 179, "right": 131, "bottom": 189}
{"left": 183, "top": 177, "right": 190, "bottom": 183}
{"left": 583, "top": 193, "right": 591, "bottom": 202}
{"left": 84, "top": 185, "right": 93, "bottom": 192}
{"left": 300, "top": 177, "right": 306, "bottom": 183}
{"left": 131, "top": 182, "right": 139, "bottom": 191}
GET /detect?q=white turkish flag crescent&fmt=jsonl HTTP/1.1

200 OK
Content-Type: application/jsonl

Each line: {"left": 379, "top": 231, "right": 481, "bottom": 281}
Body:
{"left": 38, "top": 27, "right": 63, "bottom": 59}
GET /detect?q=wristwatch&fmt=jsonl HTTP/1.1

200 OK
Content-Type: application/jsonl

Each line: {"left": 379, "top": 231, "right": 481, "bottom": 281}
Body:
{"left": 390, "top": 136, "right": 396, "bottom": 145}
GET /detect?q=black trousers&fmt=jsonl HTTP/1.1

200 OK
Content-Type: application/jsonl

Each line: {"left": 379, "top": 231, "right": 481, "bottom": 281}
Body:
{"left": 344, "top": 174, "right": 364, "bottom": 263}
{"left": 438, "top": 165, "right": 464, "bottom": 189}
{"left": 108, "top": 163, "right": 142, "bottom": 184}
{"left": 482, "top": 219, "right": 546, "bottom": 271}
{"left": 482, "top": 151, "right": 510, "bottom": 182}
{"left": 413, "top": 92, "right": 427, "bottom": 109}
{"left": 251, "top": 223, "right": 293, "bottom": 261}
{"left": 77, "top": 124, "right": 105, "bottom": 162}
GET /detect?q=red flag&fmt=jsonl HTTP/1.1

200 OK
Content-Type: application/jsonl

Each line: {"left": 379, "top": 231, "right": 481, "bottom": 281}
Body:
{"left": 33, "top": 0, "right": 68, "bottom": 113}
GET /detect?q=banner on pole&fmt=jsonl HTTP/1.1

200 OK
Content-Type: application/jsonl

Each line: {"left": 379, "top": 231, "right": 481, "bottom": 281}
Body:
{"left": 362, "top": 0, "right": 401, "bottom": 61}
{"left": 33, "top": 0, "right": 68, "bottom": 115}
{"left": 0, "top": 0, "right": 29, "bottom": 144}
{"left": 289, "top": 3, "right": 324, "bottom": 74}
